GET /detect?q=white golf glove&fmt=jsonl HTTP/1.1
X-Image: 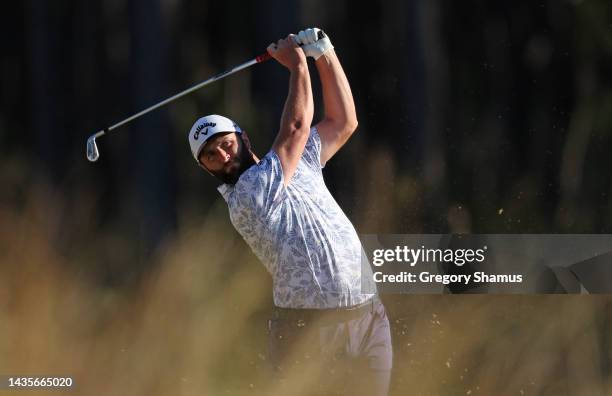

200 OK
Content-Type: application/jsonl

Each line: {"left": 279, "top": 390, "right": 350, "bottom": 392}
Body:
{"left": 294, "top": 28, "right": 333, "bottom": 60}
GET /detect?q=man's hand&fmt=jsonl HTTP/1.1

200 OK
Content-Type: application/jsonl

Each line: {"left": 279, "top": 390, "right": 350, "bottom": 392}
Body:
{"left": 267, "top": 35, "right": 307, "bottom": 70}
{"left": 294, "top": 28, "right": 334, "bottom": 60}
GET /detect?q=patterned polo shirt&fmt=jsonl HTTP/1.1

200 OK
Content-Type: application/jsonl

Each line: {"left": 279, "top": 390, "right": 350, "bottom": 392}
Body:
{"left": 218, "top": 127, "right": 374, "bottom": 308}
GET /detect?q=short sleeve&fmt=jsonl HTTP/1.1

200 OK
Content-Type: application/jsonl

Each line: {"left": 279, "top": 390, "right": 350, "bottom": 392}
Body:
{"left": 302, "top": 126, "right": 325, "bottom": 170}
{"left": 233, "top": 150, "right": 286, "bottom": 218}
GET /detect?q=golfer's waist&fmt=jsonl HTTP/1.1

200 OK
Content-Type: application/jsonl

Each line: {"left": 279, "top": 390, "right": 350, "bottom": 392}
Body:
{"left": 272, "top": 295, "right": 380, "bottom": 320}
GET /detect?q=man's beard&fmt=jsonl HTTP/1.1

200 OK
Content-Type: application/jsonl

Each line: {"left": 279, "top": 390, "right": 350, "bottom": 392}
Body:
{"left": 212, "top": 139, "right": 255, "bottom": 185}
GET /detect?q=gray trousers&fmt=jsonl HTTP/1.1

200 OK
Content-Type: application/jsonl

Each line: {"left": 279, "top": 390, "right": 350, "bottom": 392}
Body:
{"left": 267, "top": 298, "right": 393, "bottom": 396}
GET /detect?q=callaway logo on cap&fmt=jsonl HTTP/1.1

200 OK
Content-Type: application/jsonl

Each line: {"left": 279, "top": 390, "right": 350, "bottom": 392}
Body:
{"left": 188, "top": 114, "right": 242, "bottom": 161}
{"left": 193, "top": 122, "right": 217, "bottom": 140}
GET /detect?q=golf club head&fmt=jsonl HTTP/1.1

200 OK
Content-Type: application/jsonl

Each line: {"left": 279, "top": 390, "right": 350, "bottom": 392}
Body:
{"left": 86, "top": 135, "right": 100, "bottom": 162}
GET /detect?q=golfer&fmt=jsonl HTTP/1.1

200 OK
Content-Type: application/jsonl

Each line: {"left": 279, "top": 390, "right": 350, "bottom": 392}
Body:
{"left": 188, "top": 28, "right": 392, "bottom": 395}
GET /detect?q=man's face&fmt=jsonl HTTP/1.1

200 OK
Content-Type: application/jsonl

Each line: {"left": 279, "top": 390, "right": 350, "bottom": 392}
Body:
{"left": 198, "top": 132, "right": 254, "bottom": 184}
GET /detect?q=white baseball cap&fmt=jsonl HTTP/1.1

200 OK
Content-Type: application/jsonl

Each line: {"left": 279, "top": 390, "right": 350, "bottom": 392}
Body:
{"left": 188, "top": 114, "right": 242, "bottom": 162}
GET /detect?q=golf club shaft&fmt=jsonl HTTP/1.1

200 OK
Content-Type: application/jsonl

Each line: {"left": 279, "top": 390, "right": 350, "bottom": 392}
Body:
{"left": 96, "top": 52, "right": 271, "bottom": 139}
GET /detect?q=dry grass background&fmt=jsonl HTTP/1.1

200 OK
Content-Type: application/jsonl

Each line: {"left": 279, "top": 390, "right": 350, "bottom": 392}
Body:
{"left": 1, "top": 194, "right": 611, "bottom": 396}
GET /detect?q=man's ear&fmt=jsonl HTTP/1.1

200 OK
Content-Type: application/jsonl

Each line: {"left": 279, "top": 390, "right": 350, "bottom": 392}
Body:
{"left": 240, "top": 131, "right": 252, "bottom": 151}
{"left": 197, "top": 149, "right": 214, "bottom": 176}
{"left": 198, "top": 161, "right": 214, "bottom": 177}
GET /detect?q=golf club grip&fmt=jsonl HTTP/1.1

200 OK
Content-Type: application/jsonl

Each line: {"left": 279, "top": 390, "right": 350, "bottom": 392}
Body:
{"left": 256, "top": 30, "right": 327, "bottom": 63}
{"left": 256, "top": 52, "right": 272, "bottom": 62}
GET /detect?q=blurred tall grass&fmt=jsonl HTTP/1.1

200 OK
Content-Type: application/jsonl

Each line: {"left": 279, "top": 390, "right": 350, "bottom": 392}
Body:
{"left": 1, "top": 190, "right": 611, "bottom": 395}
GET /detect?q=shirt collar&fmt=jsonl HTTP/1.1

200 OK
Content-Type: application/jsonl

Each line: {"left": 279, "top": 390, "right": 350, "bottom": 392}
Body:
{"left": 217, "top": 183, "right": 234, "bottom": 202}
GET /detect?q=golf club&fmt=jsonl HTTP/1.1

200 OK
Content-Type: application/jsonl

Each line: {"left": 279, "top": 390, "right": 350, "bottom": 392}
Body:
{"left": 86, "top": 31, "right": 325, "bottom": 162}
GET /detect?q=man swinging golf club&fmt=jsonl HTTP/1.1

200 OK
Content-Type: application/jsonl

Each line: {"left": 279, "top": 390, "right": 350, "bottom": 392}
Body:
{"left": 188, "top": 28, "right": 392, "bottom": 395}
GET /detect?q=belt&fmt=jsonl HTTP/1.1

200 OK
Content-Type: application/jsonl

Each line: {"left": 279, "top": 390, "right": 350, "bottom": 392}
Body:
{"left": 271, "top": 296, "right": 380, "bottom": 325}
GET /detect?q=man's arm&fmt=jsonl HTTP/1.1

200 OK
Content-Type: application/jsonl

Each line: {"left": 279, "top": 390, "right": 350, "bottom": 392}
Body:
{"left": 269, "top": 35, "right": 314, "bottom": 185}
{"left": 313, "top": 48, "right": 358, "bottom": 166}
